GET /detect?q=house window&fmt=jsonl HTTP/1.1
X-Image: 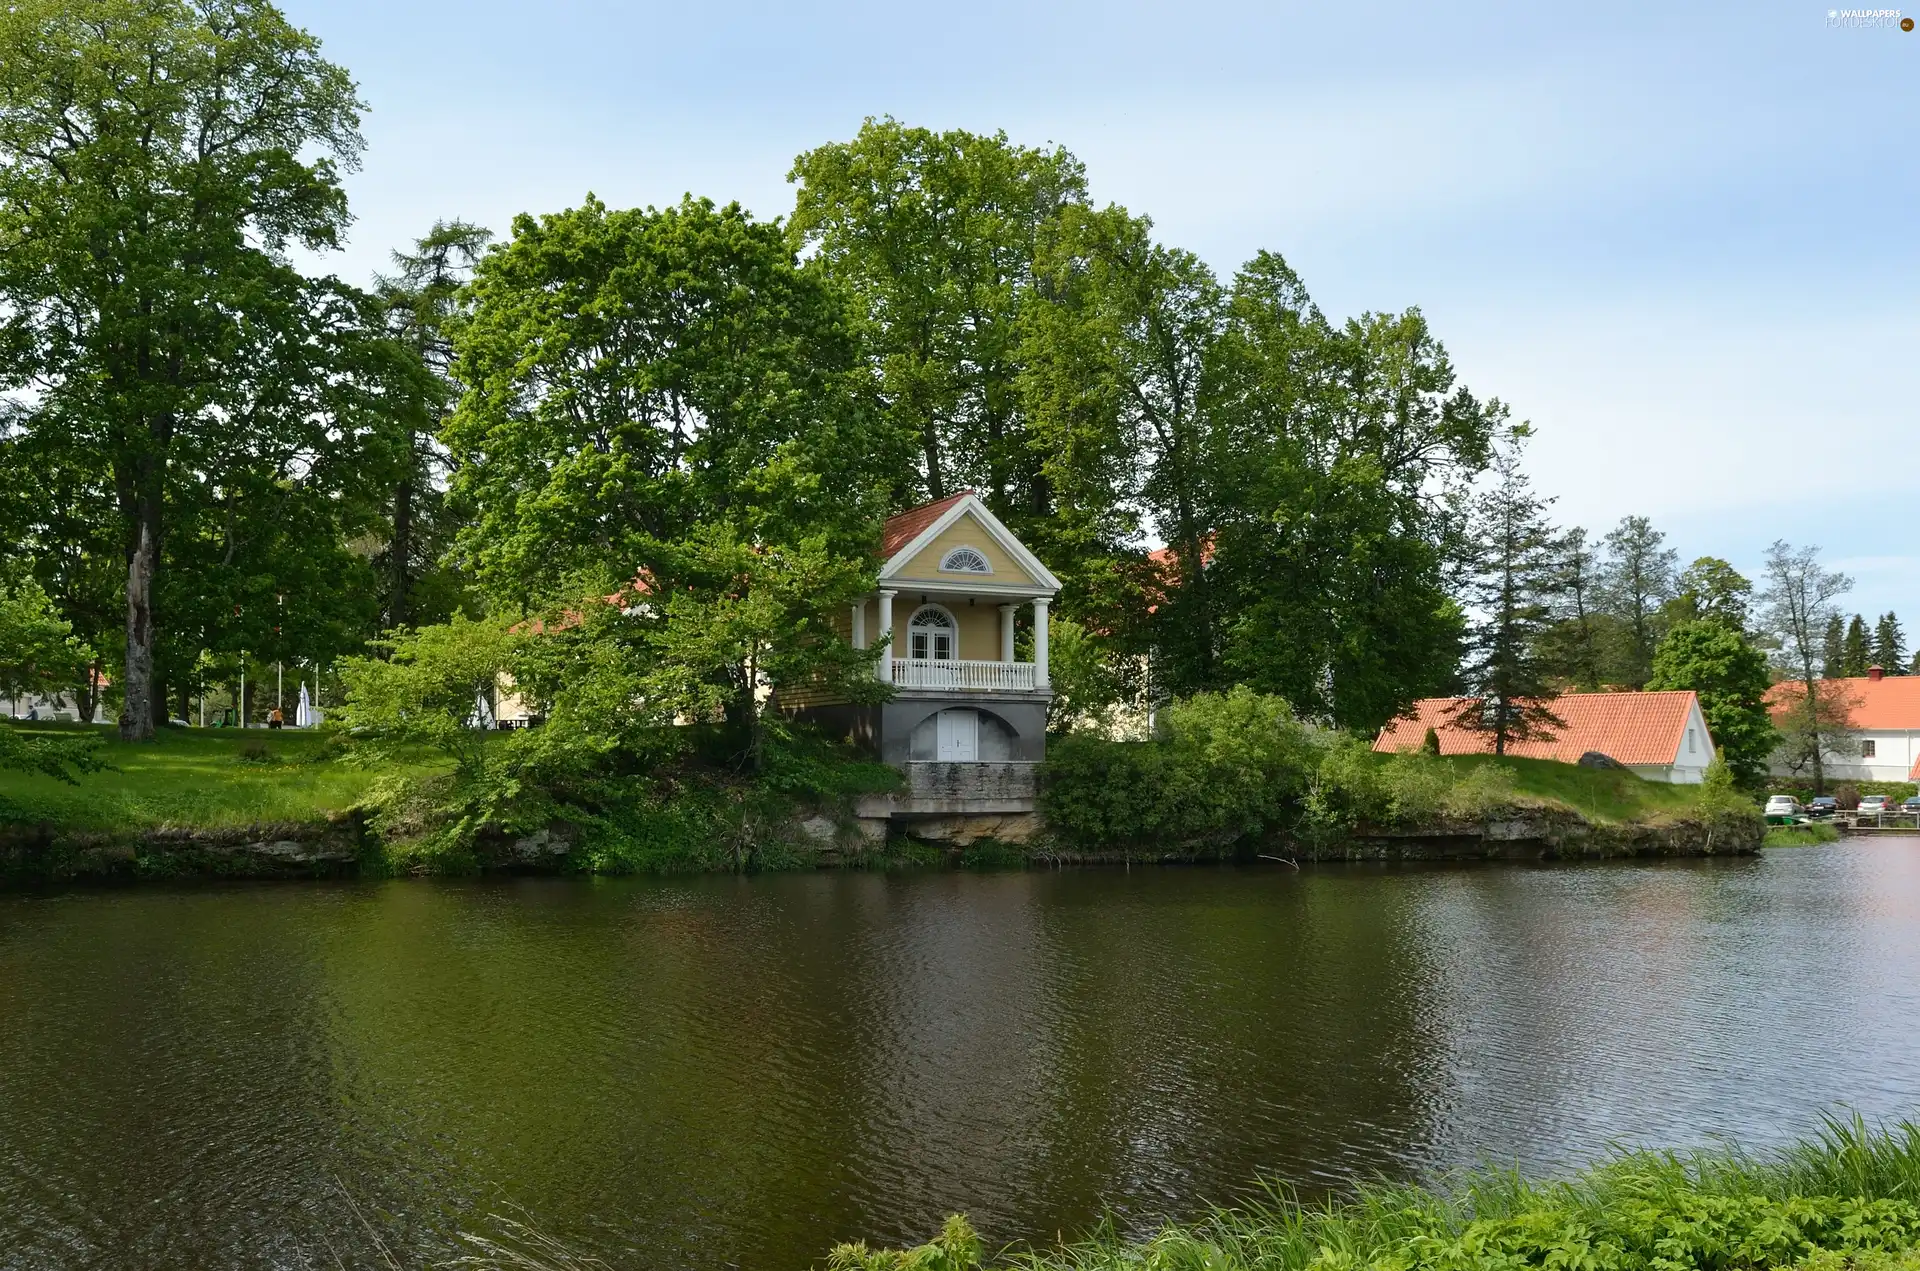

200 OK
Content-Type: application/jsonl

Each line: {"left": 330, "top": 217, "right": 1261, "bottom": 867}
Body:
{"left": 908, "top": 605, "right": 957, "bottom": 661}
{"left": 1861, "top": 739, "right": 1877, "bottom": 758}
{"left": 939, "top": 546, "right": 992, "bottom": 574}
{"left": 1688, "top": 729, "right": 1696, "bottom": 754}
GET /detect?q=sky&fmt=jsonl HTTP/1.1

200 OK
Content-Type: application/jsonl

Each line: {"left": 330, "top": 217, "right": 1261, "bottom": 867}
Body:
{"left": 281, "top": 0, "right": 1920, "bottom": 627}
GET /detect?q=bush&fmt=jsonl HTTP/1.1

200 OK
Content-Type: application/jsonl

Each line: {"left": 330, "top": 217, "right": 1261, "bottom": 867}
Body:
{"left": 1040, "top": 687, "right": 1318, "bottom": 854}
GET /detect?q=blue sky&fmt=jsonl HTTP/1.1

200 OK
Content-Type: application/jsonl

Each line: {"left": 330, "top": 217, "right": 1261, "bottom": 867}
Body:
{"left": 282, "top": 0, "right": 1919, "bottom": 627}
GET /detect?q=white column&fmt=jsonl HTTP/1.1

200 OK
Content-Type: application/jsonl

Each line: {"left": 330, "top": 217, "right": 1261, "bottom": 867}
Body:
{"left": 999, "top": 604, "right": 1017, "bottom": 663}
{"left": 1032, "top": 596, "right": 1050, "bottom": 688}
{"left": 851, "top": 600, "right": 866, "bottom": 650}
{"left": 876, "top": 589, "right": 896, "bottom": 682}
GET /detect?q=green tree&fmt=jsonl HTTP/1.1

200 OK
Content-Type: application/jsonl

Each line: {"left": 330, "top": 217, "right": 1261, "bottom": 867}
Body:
{"left": 0, "top": 576, "right": 93, "bottom": 715}
{"left": 1445, "top": 428, "right": 1563, "bottom": 754}
{"left": 1202, "top": 257, "right": 1493, "bottom": 728}
{"left": 788, "top": 119, "right": 1088, "bottom": 514}
{"left": 1872, "top": 613, "right": 1906, "bottom": 675}
{"left": 1822, "top": 613, "right": 1847, "bottom": 679}
{"left": 1759, "top": 541, "right": 1853, "bottom": 793}
{"left": 1647, "top": 619, "right": 1775, "bottom": 787}
{"left": 1023, "top": 204, "right": 1227, "bottom": 691}
{"left": 0, "top": 0, "right": 366, "bottom": 739}
{"left": 443, "top": 195, "right": 905, "bottom": 762}
{"left": 1840, "top": 614, "right": 1871, "bottom": 678}
{"left": 1538, "top": 527, "right": 1617, "bottom": 690}
{"left": 1668, "top": 556, "right": 1754, "bottom": 630}
{"left": 1598, "top": 515, "right": 1677, "bottom": 688}
{"left": 375, "top": 220, "right": 492, "bottom": 630}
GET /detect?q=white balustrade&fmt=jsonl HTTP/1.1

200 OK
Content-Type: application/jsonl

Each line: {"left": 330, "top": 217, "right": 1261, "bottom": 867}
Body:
{"left": 891, "top": 658, "right": 1039, "bottom": 691}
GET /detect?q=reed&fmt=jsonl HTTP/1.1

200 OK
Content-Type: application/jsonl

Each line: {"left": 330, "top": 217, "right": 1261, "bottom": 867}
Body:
{"left": 827, "top": 1115, "right": 1920, "bottom": 1271}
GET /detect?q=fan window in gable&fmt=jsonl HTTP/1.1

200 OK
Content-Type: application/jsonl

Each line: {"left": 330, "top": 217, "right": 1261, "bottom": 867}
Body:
{"left": 939, "top": 546, "right": 992, "bottom": 574}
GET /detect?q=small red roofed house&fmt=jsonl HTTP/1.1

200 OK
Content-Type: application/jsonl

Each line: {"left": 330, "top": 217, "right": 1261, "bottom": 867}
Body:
{"left": 1765, "top": 667, "right": 1920, "bottom": 783}
{"left": 1374, "top": 690, "right": 1716, "bottom": 784}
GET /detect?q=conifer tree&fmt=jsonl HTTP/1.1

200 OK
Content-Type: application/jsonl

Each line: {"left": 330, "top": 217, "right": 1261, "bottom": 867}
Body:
{"left": 1445, "top": 428, "right": 1563, "bottom": 755}
{"left": 1872, "top": 613, "right": 1906, "bottom": 675}
{"left": 1843, "top": 614, "right": 1871, "bottom": 677}
{"left": 1823, "top": 614, "right": 1847, "bottom": 678}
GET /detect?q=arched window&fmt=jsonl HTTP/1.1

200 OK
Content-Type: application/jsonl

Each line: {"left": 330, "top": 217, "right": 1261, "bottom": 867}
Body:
{"left": 908, "top": 605, "right": 957, "bottom": 661}
{"left": 939, "top": 546, "right": 992, "bottom": 574}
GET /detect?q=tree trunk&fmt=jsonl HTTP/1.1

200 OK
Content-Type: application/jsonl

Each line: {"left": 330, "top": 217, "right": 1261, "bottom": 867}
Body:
{"left": 120, "top": 508, "right": 158, "bottom": 741}
{"left": 923, "top": 419, "right": 946, "bottom": 501}
{"left": 391, "top": 469, "right": 413, "bottom": 629}
{"left": 78, "top": 658, "right": 100, "bottom": 726}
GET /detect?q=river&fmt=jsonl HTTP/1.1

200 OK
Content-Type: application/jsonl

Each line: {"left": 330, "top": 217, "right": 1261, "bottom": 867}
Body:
{"left": 3, "top": 843, "right": 1920, "bottom": 1269}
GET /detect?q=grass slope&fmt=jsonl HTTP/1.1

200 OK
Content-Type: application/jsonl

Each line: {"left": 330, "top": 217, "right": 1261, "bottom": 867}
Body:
{"left": 831, "top": 1117, "right": 1920, "bottom": 1271}
{"left": 1435, "top": 754, "right": 1711, "bottom": 824}
{"left": 0, "top": 722, "right": 427, "bottom": 831}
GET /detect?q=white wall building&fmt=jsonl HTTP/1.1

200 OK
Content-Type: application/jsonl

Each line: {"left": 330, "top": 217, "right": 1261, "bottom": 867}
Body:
{"left": 1769, "top": 668, "right": 1920, "bottom": 784}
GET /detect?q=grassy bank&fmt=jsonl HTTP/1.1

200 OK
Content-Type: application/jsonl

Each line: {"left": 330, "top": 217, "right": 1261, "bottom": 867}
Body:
{"left": 1443, "top": 753, "right": 1710, "bottom": 824}
{"left": 0, "top": 722, "right": 436, "bottom": 830}
{"left": 830, "top": 1118, "right": 1920, "bottom": 1271}
{"left": 1766, "top": 822, "right": 1845, "bottom": 847}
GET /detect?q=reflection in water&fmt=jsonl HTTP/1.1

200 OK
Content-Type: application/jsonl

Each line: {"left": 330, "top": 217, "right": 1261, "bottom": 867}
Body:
{"left": 3, "top": 844, "right": 1920, "bottom": 1269}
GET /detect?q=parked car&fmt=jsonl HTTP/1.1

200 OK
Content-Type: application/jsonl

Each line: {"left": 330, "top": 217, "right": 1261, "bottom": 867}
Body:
{"left": 1858, "top": 794, "right": 1891, "bottom": 816}
{"left": 1903, "top": 796, "right": 1920, "bottom": 814}
{"left": 1807, "top": 796, "right": 1839, "bottom": 818}
{"left": 1764, "top": 795, "right": 1802, "bottom": 822}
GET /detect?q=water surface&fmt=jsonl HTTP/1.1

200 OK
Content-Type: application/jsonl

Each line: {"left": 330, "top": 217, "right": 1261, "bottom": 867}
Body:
{"left": 3, "top": 844, "right": 1919, "bottom": 1269}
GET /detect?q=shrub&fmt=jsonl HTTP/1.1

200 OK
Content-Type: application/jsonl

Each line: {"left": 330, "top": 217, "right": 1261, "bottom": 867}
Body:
{"left": 1040, "top": 687, "right": 1318, "bottom": 854}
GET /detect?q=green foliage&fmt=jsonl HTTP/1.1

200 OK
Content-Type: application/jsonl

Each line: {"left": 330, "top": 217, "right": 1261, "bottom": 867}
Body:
{"left": 1764, "top": 823, "right": 1842, "bottom": 847}
{"left": 0, "top": 575, "right": 92, "bottom": 707}
{"left": 0, "top": 0, "right": 387, "bottom": 739}
{"left": 1598, "top": 515, "right": 1679, "bottom": 689}
{"left": 1040, "top": 687, "right": 1318, "bottom": 854}
{"left": 1043, "top": 616, "right": 1136, "bottom": 734}
{"left": 1648, "top": 620, "right": 1776, "bottom": 787}
{"left": 1668, "top": 557, "right": 1754, "bottom": 631}
{"left": 336, "top": 615, "right": 522, "bottom": 779}
{"left": 1873, "top": 613, "right": 1907, "bottom": 675}
{"left": 1447, "top": 429, "right": 1564, "bottom": 753}
{"left": 847, "top": 1119, "right": 1920, "bottom": 1271}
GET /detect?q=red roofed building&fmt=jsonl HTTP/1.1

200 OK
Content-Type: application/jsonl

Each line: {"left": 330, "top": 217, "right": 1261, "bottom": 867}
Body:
{"left": 1765, "top": 667, "right": 1920, "bottom": 783}
{"left": 1374, "top": 690, "right": 1716, "bottom": 784}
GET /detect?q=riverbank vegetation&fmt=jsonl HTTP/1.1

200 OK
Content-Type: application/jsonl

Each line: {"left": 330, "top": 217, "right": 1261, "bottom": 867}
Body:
{"left": 1764, "top": 823, "right": 1845, "bottom": 848}
{"left": 1040, "top": 688, "right": 1757, "bottom": 858}
{"left": 831, "top": 1118, "right": 1920, "bottom": 1271}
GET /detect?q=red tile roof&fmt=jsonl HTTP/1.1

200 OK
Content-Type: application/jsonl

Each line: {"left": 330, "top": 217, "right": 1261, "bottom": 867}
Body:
{"left": 1765, "top": 675, "right": 1920, "bottom": 730}
{"left": 881, "top": 490, "right": 973, "bottom": 558}
{"left": 1374, "top": 691, "right": 1704, "bottom": 766}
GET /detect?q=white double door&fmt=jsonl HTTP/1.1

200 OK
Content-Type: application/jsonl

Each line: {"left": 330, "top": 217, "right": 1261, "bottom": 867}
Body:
{"left": 934, "top": 708, "right": 978, "bottom": 762}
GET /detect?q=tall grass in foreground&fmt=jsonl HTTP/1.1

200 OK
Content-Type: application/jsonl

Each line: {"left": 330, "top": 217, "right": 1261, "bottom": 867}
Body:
{"left": 826, "top": 1116, "right": 1920, "bottom": 1271}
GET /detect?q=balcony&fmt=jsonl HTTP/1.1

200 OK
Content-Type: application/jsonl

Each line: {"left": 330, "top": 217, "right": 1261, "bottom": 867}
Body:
{"left": 891, "top": 658, "right": 1039, "bottom": 692}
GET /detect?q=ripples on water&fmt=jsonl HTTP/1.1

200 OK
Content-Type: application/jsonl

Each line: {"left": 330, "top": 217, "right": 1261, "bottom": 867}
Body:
{"left": 3, "top": 843, "right": 1919, "bottom": 1269}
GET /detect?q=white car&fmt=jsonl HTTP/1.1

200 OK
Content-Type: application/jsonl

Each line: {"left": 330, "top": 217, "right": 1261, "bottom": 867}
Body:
{"left": 1764, "top": 795, "right": 1802, "bottom": 818}
{"left": 1858, "top": 795, "right": 1891, "bottom": 816}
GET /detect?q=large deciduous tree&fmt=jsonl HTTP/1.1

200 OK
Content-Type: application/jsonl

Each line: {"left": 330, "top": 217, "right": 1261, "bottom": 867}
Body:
{"left": 1647, "top": 619, "right": 1774, "bottom": 787}
{"left": 1200, "top": 259, "right": 1493, "bottom": 728}
{"left": 787, "top": 119, "right": 1088, "bottom": 516}
{"left": 0, "top": 0, "right": 366, "bottom": 739}
{"left": 1597, "top": 515, "right": 1677, "bottom": 688}
{"left": 1760, "top": 541, "right": 1854, "bottom": 793}
{"left": 443, "top": 196, "right": 905, "bottom": 761}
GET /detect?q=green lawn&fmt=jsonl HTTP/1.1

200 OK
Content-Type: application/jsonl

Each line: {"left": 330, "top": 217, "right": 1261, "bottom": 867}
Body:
{"left": 1764, "top": 822, "right": 1844, "bottom": 847}
{"left": 0, "top": 722, "right": 436, "bottom": 832}
{"left": 1436, "top": 753, "right": 1717, "bottom": 823}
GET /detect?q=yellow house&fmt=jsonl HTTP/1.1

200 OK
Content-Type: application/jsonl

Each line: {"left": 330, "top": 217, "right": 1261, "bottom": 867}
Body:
{"left": 785, "top": 488, "right": 1061, "bottom": 777}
